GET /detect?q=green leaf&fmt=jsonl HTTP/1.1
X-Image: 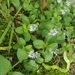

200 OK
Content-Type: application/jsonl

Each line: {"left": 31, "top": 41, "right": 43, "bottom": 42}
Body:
{"left": 39, "top": 22, "right": 46, "bottom": 29}
{"left": 64, "top": 17, "right": 72, "bottom": 24}
{"left": 25, "top": 45, "right": 32, "bottom": 51}
{"left": 0, "top": 55, "right": 12, "bottom": 75}
{"left": 13, "top": 43, "right": 21, "bottom": 49}
{"left": 19, "top": 15, "right": 30, "bottom": 25}
{"left": 41, "top": 50, "right": 53, "bottom": 62}
{"left": 40, "top": 14, "right": 45, "bottom": 21}
{"left": 46, "top": 43, "right": 58, "bottom": 51}
{"left": 56, "top": 33, "right": 65, "bottom": 44}
{"left": 46, "top": 22, "right": 55, "bottom": 30}
{"left": 17, "top": 48, "right": 28, "bottom": 62}
{"left": 68, "top": 54, "right": 74, "bottom": 63}
{"left": 22, "top": 24, "right": 28, "bottom": 33}
{"left": 44, "top": 11, "right": 52, "bottom": 19}
{"left": 15, "top": 26, "right": 23, "bottom": 34}
{"left": 23, "top": 33, "right": 31, "bottom": 42}
{"left": 42, "top": 29, "right": 49, "bottom": 37}
{"left": 31, "top": 35, "right": 36, "bottom": 41}
{"left": 17, "top": 37, "right": 26, "bottom": 46}
{"left": 45, "top": 35, "right": 57, "bottom": 44}
{"left": 25, "top": 4, "right": 34, "bottom": 11}
{"left": 35, "top": 57, "right": 43, "bottom": 63}
{"left": 33, "top": 39, "right": 45, "bottom": 49}
{"left": 23, "top": 1, "right": 33, "bottom": 11}
{"left": 10, "top": 72, "right": 24, "bottom": 75}
{"left": 23, "top": 0, "right": 29, "bottom": 10}
{"left": 10, "top": 0, "right": 20, "bottom": 9}
{"left": 24, "top": 60, "right": 39, "bottom": 71}
{"left": 34, "top": 2, "right": 39, "bottom": 8}
{"left": 29, "top": 15, "right": 36, "bottom": 22}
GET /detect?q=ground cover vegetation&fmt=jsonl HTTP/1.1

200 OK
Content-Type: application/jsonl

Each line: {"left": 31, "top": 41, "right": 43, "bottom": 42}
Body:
{"left": 0, "top": 0, "right": 75, "bottom": 75}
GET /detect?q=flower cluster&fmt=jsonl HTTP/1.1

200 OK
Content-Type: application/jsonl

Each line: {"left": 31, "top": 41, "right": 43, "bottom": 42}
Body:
{"left": 29, "top": 22, "right": 39, "bottom": 32}
{"left": 28, "top": 50, "right": 39, "bottom": 59}
{"left": 60, "top": 9, "right": 66, "bottom": 15}
{"left": 66, "top": 1, "right": 71, "bottom": 6}
{"left": 48, "top": 28, "right": 58, "bottom": 36}
{"left": 60, "top": 6, "right": 69, "bottom": 15}
{"left": 49, "top": 48, "right": 58, "bottom": 56}
{"left": 57, "top": 0, "right": 71, "bottom": 15}
{"left": 57, "top": 0, "right": 62, "bottom": 3}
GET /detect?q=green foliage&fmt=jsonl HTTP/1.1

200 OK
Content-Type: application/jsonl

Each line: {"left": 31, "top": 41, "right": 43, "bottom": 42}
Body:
{"left": 0, "top": 0, "right": 75, "bottom": 75}
{"left": 41, "top": 49, "right": 53, "bottom": 62}
{"left": 35, "top": 56, "right": 44, "bottom": 63}
{"left": 10, "top": 0, "right": 20, "bottom": 9}
{"left": 17, "top": 48, "right": 28, "bottom": 62}
{"left": 33, "top": 39, "right": 45, "bottom": 49}
{"left": 9, "top": 72, "right": 24, "bottom": 75}
{"left": 0, "top": 55, "right": 12, "bottom": 75}
{"left": 15, "top": 26, "right": 24, "bottom": 34}
{"left": 23, "top": 60, "right": 39, "bottom": 71}
{"left": 17, "top": 38, "right": 26, "bottom": 46}
{"left": 0, "top": 21, "right": 11, "bottom": 44}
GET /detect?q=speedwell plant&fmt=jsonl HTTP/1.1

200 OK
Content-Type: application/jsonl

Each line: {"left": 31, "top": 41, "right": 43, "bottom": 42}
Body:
{"left": 0, "top": 0, "right": 75, "bottom": 75}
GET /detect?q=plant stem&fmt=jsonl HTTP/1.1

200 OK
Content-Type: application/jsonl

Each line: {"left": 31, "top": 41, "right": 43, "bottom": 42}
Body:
{"left": 0, "top": 21, "right": 11, "bottom": 44}
{"left": 13, "top": 1, "right": 26, "bottom": 19}
{"left": 7, "top": 0, "right": 10, "bottom": 8}
{"left": 8, "top": 22, "right": 14, "bottom": 54}
{"left": 12, "top": 61, "right": 20, "bottom": 69}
